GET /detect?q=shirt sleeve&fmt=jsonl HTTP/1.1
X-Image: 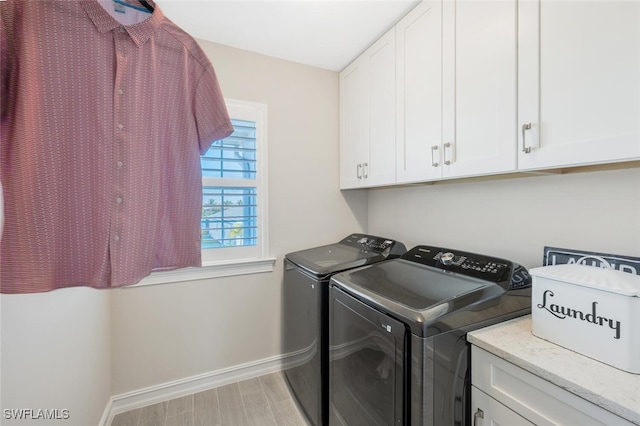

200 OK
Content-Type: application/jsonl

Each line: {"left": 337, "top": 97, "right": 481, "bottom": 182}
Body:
{"left": 1, "top": 1, "right": 14, "bottom": 121}
{"left": 194, "top": 64, "right": 234, "bottom": 155}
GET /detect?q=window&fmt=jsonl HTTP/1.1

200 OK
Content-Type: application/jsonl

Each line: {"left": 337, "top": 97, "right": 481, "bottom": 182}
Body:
{"left": 200, "top": 100, "right": 269, "bottom": 264}
{"left": 136, "top": 99, "right": 272, "bottom": 286}
{"left": 201, "top": 122, "right": 258, "bottom": 250}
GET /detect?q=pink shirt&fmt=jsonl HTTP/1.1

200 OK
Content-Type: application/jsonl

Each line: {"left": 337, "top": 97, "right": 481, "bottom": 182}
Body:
{"left": 1, "top": 0, "right": 233, "bottom": 293}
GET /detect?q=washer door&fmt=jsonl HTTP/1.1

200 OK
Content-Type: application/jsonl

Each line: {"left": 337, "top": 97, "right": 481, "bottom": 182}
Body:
{"left": 329, "top": 287, "right": 407, "bottom": 426}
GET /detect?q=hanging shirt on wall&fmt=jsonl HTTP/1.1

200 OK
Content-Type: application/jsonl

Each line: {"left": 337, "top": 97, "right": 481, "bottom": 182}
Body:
{"left": 0, "top": 0, "right": 234, "bottom": 293}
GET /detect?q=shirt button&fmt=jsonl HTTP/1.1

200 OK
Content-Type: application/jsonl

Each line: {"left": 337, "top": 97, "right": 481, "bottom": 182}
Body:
{"left": 117, "top": 123, "right": 124, "bottom": 130}
{"left": 118, "top": 89, "right": 124, "bottom": 95}
{"left": 114, "top": 235, "right": 121, "bottom": 242}
{"left": 117, "top": 161, "right": 124, "bottom": 168}
{"left": 116, "top": 197, "right": 123, "bottom": 204}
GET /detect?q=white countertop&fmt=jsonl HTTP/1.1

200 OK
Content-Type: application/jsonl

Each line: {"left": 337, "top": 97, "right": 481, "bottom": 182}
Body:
{"left": 468, "top": 315, "right": 640, "bottom": 425}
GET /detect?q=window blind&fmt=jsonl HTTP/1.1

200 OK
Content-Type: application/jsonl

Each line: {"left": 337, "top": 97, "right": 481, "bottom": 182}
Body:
{"left": 201, "top": 119, "right": 258, "bottom": 249}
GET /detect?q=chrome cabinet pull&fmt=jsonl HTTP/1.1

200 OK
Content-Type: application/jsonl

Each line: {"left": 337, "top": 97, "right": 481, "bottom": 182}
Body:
{"left": 431, "top": 145, "right": 439, "bottom": 167}
{"left": 473, "top": 408, "right": 484, "bottom": 426}
{"left": 356, "top": 163, "right": 362, "bottom": 179}
{"left": 444, "top": 142, "right": 452, "bottom": 165}
{"left": 522, "top": 122, "right": 532, "bottom": 153}
{"left": 363, "top": 162, "right": 368, "bottom": 179}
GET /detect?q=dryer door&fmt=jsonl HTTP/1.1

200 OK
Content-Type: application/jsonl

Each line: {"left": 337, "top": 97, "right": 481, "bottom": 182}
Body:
{"left": 329, "top": 287, "right": 407, "bottom": 426}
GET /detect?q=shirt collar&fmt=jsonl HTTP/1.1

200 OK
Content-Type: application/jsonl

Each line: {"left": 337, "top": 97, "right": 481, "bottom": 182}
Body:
{"left": 82, "top": 0, "right": 165, "bottom": 47}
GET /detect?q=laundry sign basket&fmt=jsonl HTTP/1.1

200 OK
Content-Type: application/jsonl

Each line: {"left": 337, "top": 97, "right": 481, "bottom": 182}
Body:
{"left": 530, "top": 259, "right": 640, "bottom": 374}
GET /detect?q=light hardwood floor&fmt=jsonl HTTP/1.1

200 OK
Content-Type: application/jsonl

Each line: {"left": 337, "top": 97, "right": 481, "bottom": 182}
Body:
{"left": 111, "top": 372, "right": 311, "bottom": 426}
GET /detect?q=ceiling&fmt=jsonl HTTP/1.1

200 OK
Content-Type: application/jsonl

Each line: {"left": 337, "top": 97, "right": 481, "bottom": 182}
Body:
{"left": 155, "top": 0, "right": 420, "bottom": 71}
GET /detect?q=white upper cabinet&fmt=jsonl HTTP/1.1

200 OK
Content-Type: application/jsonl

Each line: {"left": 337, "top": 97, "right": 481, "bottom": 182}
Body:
{"left": 396, "top": 0, "right": 517, "bottom": 184}
{"left": 441, "top": 0, "right": 517, "bottom": 179}
{"left": 340, "top": 55, "right": 368, "bottom": 189}
{"left": 367, "top": 30, "right": 397, "bottom": 187}
{"left": 518, "top": 0, "right": 640, "bottom": 170}
{"left": 340, "top": 29, "right": 396, "bottom": 189}
{"left": 341, "top": 0, "right": 640, "bottom": 189}
{"left": 396, "top": 0, "right": 442, "bottom": 183}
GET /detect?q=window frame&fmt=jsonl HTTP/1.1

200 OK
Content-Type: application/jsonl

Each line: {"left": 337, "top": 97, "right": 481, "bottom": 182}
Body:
{"left": 134, "top": 99, "right": 273, "bottom": 287}
{"left": 201, "top": 100, "right": 267, "bottom": 262}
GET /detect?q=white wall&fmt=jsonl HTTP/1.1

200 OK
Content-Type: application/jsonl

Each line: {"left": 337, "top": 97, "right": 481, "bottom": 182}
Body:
{"left": 368, "top": 167, "right": 640, "bottom": 268}
{"left": 110, "top": 40, "right": 367, "bottom": 395}
{"left": 0, "top": 288, "right": 111, "bottom": 426}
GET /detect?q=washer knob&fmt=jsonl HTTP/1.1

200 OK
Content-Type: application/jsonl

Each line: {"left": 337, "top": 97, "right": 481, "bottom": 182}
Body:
{"left": 440, "top": 252, "right": 455, "bottom": 265}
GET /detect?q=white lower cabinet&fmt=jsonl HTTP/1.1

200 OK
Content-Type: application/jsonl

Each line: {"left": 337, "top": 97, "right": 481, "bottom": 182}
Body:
{"left": 471, "top": 346, "right": 635, "bottom": 426}
{"left": 472, "top": 386, "right": 533, "bottom": 426}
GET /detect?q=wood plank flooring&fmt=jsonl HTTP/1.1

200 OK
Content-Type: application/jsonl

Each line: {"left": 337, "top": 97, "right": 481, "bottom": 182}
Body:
{"left": 111, "top": 372, "right": 311, "bottom": 426}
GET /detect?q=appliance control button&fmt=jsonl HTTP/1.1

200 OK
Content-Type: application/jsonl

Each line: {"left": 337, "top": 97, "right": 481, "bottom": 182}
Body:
{"left": 440, "top": 252, "right": 455, "bottom": 265}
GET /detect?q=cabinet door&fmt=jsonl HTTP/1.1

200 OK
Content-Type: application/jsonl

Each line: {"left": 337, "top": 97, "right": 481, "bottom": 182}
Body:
{"left": 366, "top": 30, "right": 397, "bottom": 187}
{"left": 340, "top": 56, "right": 369, "bottom": 189}
{"left": 396, "top": 0, "right": 442, "bottom": 183}
{"left": 472, "top": 346, "right": 636, "bottom": 426}
{"left": 441, "top": 0, "right": 517, "bottom": 179}
{"left": 471, "top": 386, "right": 534, "bottom": 426}
{"left": 518, "top": 1, "right": 640, "bottom": 170}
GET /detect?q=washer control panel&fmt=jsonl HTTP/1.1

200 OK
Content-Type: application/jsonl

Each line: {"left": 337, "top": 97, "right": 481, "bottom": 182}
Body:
{"left": 402, "top": 245, "right": 528, "bottom": 287}
{"left": 435, "top": 251, "right": 508, "bottom": 276}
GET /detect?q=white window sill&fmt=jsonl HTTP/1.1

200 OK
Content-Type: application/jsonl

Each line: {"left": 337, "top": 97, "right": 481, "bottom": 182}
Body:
{"left": 130, "top": 257, "right": 277, "bottom": 288}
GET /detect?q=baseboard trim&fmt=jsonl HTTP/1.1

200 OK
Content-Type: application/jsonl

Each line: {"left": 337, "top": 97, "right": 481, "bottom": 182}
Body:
{"left": 99, "top": 398, "right": 113, "bottom": 426}
{"left": 101, "top": 353, "right": 291, "bottom": 426}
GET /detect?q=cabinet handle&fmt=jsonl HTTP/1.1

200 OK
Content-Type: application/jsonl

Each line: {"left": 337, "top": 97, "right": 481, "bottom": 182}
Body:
{"left": 357, "top": 163, "right": 362, "bottom": 179}
{"left": 473, "top": 408, "right": 484, "bottom": 426}
{"left": 522, "top": 123, "right": 532, "bottom": 153}
{"left": 431, "top": 145, "right": 439, "bottom": 167}
{"left": 363, "top": 162, "right": 368, "bottom": 179}
{"left": 444, "top": 142, "right": 452, "bottom": 165}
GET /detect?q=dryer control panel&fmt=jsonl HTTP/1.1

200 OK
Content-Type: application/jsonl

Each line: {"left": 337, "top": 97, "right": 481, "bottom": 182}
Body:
{"left": 402, "top": 245, "right": 531, "bottom": 290}
{"left": 341, "top": 234, "right": 406, "bottom": 256}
